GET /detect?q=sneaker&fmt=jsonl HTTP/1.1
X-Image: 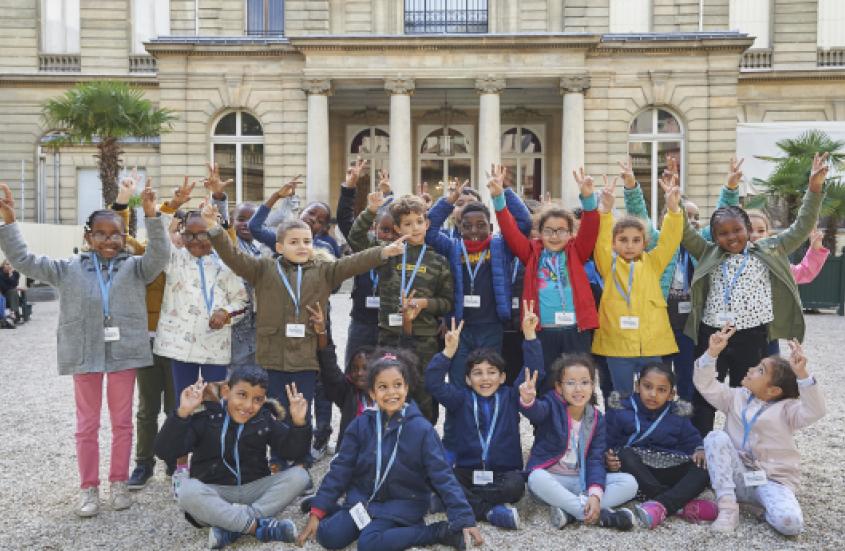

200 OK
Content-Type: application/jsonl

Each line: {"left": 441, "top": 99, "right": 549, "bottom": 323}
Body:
{"left": 599, "top": 508, "right": 635, "bottom": 531}
{"left": 486, "top": 504, "right": 520, "bottom": 530}
{"left": 429, "top": 493, "right": 446, "bottom": 514}
{"left": 255, "top": 517, "right": 297, "bottom": 543}
{"left": 108, "top": 481, "right": 132, "bottom": 511}
{"left": 127, "top": 462, "right": 155, "bottom": 490}
{"left": 311, "top": 426, "right": 332, "bottom": 460}
{"left": 431, "top": 520, "right": 466, "bottom": 550}
{"left": 549, "top": 506, "right": 575, "bottom": 529}
{"left": 678, "top": 499, "right": 719, "bottom": 524}
{"left": 76, "top": 487, "right": 99, "bottom": 518}
{"left": 208, "top": 527, "right": 241, "bottom": 549}
{"left": 711, "top": 497, "right": 739, "bottom": 533}
{"left": 172, "top": 465, "right": 189, "bottom": 500}
{"left": 635, "top": 501, "right": 667, "bottom": 529}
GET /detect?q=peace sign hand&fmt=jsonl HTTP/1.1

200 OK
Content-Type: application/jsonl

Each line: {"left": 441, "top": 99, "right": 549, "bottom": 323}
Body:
{"left": 204, "top": 162, "right": 233, "bottom": 196}
{"left": 377, "top": 169, "right": 391, "bottom": 194}
{"left": 275, "top": 176, "right": 302, "bottom": 200}
{"left": 286, "top": 383, "right": 308, "bottom": 426}
{"left": 521, "top": 299, "right": 538, "bottom": 340}
{"left": 573, "top": 167, "right": 595, "bottom": 198}
{"left": 707, "top": 324, "right": 736, "bottom": 357}
{"left": 116, "top": 168, "right": 141, "bottom": 204}
{"left": 788, "top": 339, "right": 809, "bottom": 379}
{"left": 0, "top": 183, "right": 17, "bottom": 224}
{"left": 809, "top": 152, "right": 830, "bottom": 194}
{"left": 201, "top": 202, "right": 222, "bottom": 230}
{"left": 367, "top": 190, "right": 386, "bottom": 214}
{"left": 401, "top": 289, "right": 424, "bottom": 324}
{"left": 305, "top": 302, "right": 326, "bottom": 335}
{"left": 140, "top": 178, "right": 158, "bottom": 218}
{"left": 598, "top": 175, "right": 618, "bottom": 214}
{"left": 810, "top": 228, "right": 824, "bottom": 250}
{"left": 486, "top": 164, "right": 507, "bottom": 198}
{"left": 171, "top": 176, "right": 196, "bottom": 210}
{"left": 344, "top": 157, "right": 368, "bottom": 188}
{"left": 177, "top": 374, "right": 207, "bottom": 418}
{"left": 618, "top": 156, "right": 636, "bottom": 189}
{"left": 727, "top": 156, "right": 744, "bottom": 190}
{"left": 443, "top": 318, "right": 464, "bottom": 358}
{"left": 518, "top": 367, "right": 539, "bottom": 405}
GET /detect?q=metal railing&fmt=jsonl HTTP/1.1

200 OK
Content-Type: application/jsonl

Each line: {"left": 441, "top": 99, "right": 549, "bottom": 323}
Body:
{"left": 128, "top": 55, "right": 157, "bottom": 73}
{"left": 818, "top": 48, "right": 845, "bottom": 67}
{"left": 740, "top": 48, "right": 772, "bottom": 70}
{"left": 404, "top": 0, "right": 488, "bottom": 34}
{"left": 38, "top": 53, "right": 81, "bottom": 72}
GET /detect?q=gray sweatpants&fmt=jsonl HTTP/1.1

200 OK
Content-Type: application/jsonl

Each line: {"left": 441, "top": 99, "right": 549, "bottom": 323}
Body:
{"left": 177, "top": 467, "right": 311, "bottom": 533}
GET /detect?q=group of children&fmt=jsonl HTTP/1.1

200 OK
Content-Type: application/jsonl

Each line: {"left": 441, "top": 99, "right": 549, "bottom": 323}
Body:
{"left": 0, "top": 150, "right": 829, "bottom": 549}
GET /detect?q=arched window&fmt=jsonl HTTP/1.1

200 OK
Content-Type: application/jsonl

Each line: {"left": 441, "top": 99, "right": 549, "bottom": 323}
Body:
{"left": 211, "top": 111, "right": 264, "bottom": 204}
{"left": 501, "top": 126, "right": 544, "bottom": 200}
{"left": 418, "top": 125, "right": 474, "bottom": 202}
{"left": 347, "top": 126, "right": 390, "bottom": 214}
{"left": 628, "top": 108, "right": 684, "bottom": 220}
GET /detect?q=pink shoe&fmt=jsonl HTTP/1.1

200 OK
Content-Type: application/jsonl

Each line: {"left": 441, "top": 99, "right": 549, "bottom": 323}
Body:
{"left": 678, "top": 499, "right": 719, "bottom": 523}
{"left": 712, "top": 497, "right": 739, "bottom": 533}
{"left": 634, "top": 500, "right": 667, "bottom": 529}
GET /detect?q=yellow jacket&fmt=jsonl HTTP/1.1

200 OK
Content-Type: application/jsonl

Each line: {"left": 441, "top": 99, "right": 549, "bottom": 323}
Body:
{"left": 591, "top": 210, "right": 683, "bottom": 358}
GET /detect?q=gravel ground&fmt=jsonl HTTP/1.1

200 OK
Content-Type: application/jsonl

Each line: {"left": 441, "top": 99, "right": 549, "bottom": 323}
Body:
{"left": 1, "top": 294, "right": 844, "bottom": 550}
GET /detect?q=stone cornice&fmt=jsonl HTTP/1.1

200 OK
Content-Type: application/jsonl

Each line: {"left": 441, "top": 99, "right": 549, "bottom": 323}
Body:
{"left": 739, "top": 68, "right": 845, "bottom": 82}
{"left": 144, "top": 38, "right": 300, "bottom": 58}
{"left": 289, "top": 33, "right": 602, "bottom": 52}
{"left": 0, "top": 73, "right": 158, "bottom": 88}
{"left": 593, "top": 35, "right": 754, "bottom": 56}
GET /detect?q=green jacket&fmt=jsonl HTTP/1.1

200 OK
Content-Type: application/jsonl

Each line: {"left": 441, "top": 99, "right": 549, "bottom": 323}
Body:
{"left": 681, "top": 189, "right": 824, "bottom": 344}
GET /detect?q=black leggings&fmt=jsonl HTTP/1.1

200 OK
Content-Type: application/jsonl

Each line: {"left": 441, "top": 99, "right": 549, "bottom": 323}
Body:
{"left": 452, "top": 468, "right": 525, "bottom": 520}
{"left": 618, "top": 447, "right": 709, "bottom": 513}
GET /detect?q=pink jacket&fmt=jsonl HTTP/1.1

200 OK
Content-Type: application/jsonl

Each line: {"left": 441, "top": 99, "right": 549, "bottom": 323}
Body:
{"left": 791, "top": 246, "right": 829, "bottom": 284}
{"left": 693, "top": 352, "right": 826, "bottom": 492}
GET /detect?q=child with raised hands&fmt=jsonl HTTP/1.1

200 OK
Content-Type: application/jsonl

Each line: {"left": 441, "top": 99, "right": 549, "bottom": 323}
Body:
{"left": 748, "top": 214, "right": 830, "bottom": 286}
{"left": 424, "top": 301, "right": 546, "bottom": 531}
{"left": 521, "top": 352, "right": 638, "bottom": 531}
{"left": 604, "top": 363, "right": 715, "bottom": 529}
{"left": 490, "top": 165, "right": 602, "bottom": 371}
{"left": 297, "top": 349, "right": 483, "bottom": 551}
{"left": 154, "top": 368, "right": 312, "bottom": 549}
{"left": 591, "top": 171, "right": 684, "bottom": 395}
{"left": 694, "top": 328, "right": 826, "bottom": 535}
{"left": 682, "top": 153, "right": 829, "bottom": 434}
{"left": 0, "top": 181, "right": 168, "bottom": 517}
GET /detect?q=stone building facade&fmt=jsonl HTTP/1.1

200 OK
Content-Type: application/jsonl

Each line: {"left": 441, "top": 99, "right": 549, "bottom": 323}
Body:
{"left": 1, "top": 0, "right": 844, "bottom": 225}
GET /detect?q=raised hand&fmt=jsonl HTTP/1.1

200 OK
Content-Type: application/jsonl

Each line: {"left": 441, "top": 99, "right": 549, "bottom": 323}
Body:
{"left": 204, "top": 162, "right": 233, "bottom": 197}
{"left": 344, "top": 157, "right": 368, "bottom": 188}
{"left": 788, "top": 339, "right": 809, "bottom": 379}
{"left": 377, "top": 169, "right": 391, "bottom": 194}
{"left": 521, "top": 299, "right": 538, "bottom": 340}
{"left": 286, "top": 383, "right": 308, "bottom": 426}
{"left": 518, "top": 367, "right": 539, "bottom": 404}
{"left": 171, "top": 176, "right": 196, "bottom": 210}
{"left": 618, "top": 156, "right": 636, "bottom": 189}
{"left": 809, "top": 152, "right": 830, "bottom": 194}
{"left": 367, "top": 190, "right": 386, "bottom": 213}
{"left": 664, "top": 183, "right": 681, "bottom": 213}
{"left": 381, "top": 234, "right": 410, "bottom": 259}
{"left": 0, "top": 183, "right": 16, "bottom": 224}
{"left": 810, "top": 228, "right": 824, "bottom": 250}
{"left": 486, "top": 164, "right": 507, "bottom": 198}
{"left": 598, "top": 175, "right": 617, "bottom": 214}
{"left": 140, "top": 178, "right": 157, "bottom": 218}
{"left": 116, "top": 171, "right": 139, "bottom": 204}
{"left": 274, "top": 175, "right": 302, "bottom": 201}
{"left": 573, "top": 167, "right": 595, "bottom": 198}
{"left": 446, "top": 179, "right": 461, "bottom": 204}
{"left": 201, "top": 202, "right": 221, "bottom": 230}
{"left": 727, "top": 156, "right": 744, "bottom": 190}
{"left": 305, "top": 302, "right": 326, "bottom": 334}
{"left": 443, "top": 318, "right": 464, "bottom": 358}
{"left": 707, "top": 324, "right": 736, "bottom": 357}
{"left": 177, "top": 374, "right": 207, "bottom": 418}
{"left": 543, "top": 191, "right": 552, "bottom": 205}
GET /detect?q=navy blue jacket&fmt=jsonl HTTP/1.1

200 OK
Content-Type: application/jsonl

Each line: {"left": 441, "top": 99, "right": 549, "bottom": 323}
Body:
{"left": 248, "top": 204, "right": 336, "bottom": 256}
{"left": 425, "top": 188, "right": 531, "bottom": 323}
{"left": 522, "top": 396, "right": 607, "bottom": 493}
{"left": 336, "top": 186, "right": 378, "bottom": 325}
{"left": 311, "top": 402, "right": 475, "bottom": 531}
{"left": 604, "top": 393, "right": 702, "bottom": 455}
{"left": 425, "top": 338, "right": 544, "bottom": 472}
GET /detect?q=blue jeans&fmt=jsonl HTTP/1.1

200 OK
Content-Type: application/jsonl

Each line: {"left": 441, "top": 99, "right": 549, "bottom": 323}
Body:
{"left": 317, "top": 507, "right": 438, "bottom": 551}
{"left": 170, "top": 360, "right": 227, "bottom": 408}
{"left": 606, "top": 356, "right": 663, "bottom": 395}
{"left": 664, "top": 329, "right": 696, "bottom": 401}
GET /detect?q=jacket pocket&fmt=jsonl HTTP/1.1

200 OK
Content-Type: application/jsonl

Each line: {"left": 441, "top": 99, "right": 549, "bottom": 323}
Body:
{"left": 110, "top": 314, "right": 151, "bottom": 360}
{"left": 57, "top": 320, "right": 84, "bottom": 367}
{"left": 257, "top": 326, "right": 282, "bottom": 363}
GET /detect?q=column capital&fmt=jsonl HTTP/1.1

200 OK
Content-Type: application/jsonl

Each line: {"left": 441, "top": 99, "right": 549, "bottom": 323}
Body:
{"left": 384, "top": 77, "right": 415, "bottom": 95}
{"left": 475, "top": 75, "right": 506, "bottom": 95}
{"left": 302, "top": 78, "right": 332, "bottom": 95}
{"left": 559, "top": 75, "right": 591, "bottom": 94}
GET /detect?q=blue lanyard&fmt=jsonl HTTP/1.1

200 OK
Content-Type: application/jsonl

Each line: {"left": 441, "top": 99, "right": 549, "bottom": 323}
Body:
{"left": 611, "top": 254, "right": 635, "bottom": 309}
{"left": 721, "top": 246, "right": 750, "bottom": 309}
{"left": 626, "top": 397, "right": 671, "bottom": 446}
{"left": 238, "top": 238, "right": 260, "bottom": 257}
{"left": 92, "top": 254, "right": 115, "bottom": 320}
{"left": 543, "top": 251, "right": 572, "bottom": 313}
{"left": 741, "top": 394, "right": 770, "bottom": 452}
{"left": 460, "top": 241, "right": 486, "bottom": 294}
{"left": 220, "top": 409, "right": 244, "bottom": 486}
{"left": 400, "top": 244, "right": 427, "bottom": 300}
{"left": 371, "top": 406, "right": 405, "bottom": 502}
{"left": 511, "top": 259, "right": 520, "bottom": 285}
{"left": 276, "top": 261, "right": 303, "bottom": 319}
{"left": 472, "top": 393, "right": 500, "bottom": 467}
{"left": 370, "top": 269, "right": 379, "bottom": 296}
{"left": 197, "top": 257, "right": 219, "bottom": 315}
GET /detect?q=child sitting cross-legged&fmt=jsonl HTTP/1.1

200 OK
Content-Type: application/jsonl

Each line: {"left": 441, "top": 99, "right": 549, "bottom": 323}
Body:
{"left": 154, "top": 367, "right": 312, "bottom": 549}
{"left": 424, "top": 300, "right": 546, "bottom": 531}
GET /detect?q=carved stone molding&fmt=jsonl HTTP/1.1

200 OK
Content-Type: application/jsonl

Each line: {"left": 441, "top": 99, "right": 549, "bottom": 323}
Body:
{"left": 560, "top": 75, "right": 591, "bottom": 94}
{"left": 301, "top": 78, "right": 332, "bottom": 95}
{"left": 475, "top": 75, "right": 506, "bottom": 95}
{"left": 384, "top": 77, "right": 416, "bottom": 95}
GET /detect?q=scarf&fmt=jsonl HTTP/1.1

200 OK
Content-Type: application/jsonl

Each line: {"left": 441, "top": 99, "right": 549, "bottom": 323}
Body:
{"left": 463, "top": 236, "right": 492, "bottom": 254}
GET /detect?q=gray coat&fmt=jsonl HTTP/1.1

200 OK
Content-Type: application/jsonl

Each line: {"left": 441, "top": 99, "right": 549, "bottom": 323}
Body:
{"left": 0, "top": 217, "right": 169, "bottom": 375}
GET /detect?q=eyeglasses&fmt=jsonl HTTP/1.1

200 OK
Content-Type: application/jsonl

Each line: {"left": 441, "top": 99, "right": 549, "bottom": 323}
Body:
{"left": 89, "top": 231, "right": 126, "bottom": 244}
{"left": 181, "top": 231, "right": 210, "bottom": 243}
{"left": 561, "top": 380, "right": 593, "bottom": 389}
{"left": 542, "top": 228, "right": 571, "bottom": 238}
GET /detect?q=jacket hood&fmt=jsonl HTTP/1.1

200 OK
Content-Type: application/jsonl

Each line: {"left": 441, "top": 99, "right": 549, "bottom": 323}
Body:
{"left": 362, "top": 401, "right": 424, "bottom": 423}
{"left": 608, "top": 391, "right": 693, "bottom": 418}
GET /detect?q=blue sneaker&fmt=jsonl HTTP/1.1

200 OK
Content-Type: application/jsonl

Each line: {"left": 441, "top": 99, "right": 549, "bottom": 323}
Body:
{"left": 255, "top": 517, "right": 297, "bottom": 543}
{"left": 486, "top": 504, "right": 520, "bottom": 530}
{"left": 208, "top": 527, "right": 241, "bottom": 549}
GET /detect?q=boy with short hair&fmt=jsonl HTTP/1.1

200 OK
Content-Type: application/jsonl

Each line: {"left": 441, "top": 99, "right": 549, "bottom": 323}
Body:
{"left": 154, "top": 366, "right": 312, "bottom": 549}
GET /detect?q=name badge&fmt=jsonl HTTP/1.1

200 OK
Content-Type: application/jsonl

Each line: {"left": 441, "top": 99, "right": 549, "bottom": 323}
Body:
{"left": 472, "top": 470, "right": 494, "bottom": 486}
{"left": 716, "top": 312, "right": 736, "bottom": 326}
{"left": 555, "top": 312, "right": 576, "bottom": 326}
{"left": 464, "top": 295, "right": 481, "bottom": 308}
{"left": 743, "top": 470, "right": 767, "bottom": 487}
{"left": 512, "top": 297, "right": 520, "bottom": 310}
{"left": 562, "top": 446, "right": 577, "bottom": 466}
{"left": 349, "top": 502, "right": 371, "bottom": 530}
{"left": 620, "top": 316, "right": 640, "bottom": 330}
{"left": 366, "top": 296, "right": 380, "bottom": 309}
{"left": 286, "top": 323, "right": 306, "bottom": 338}
{"left": 104, "top": 326, "right": 121, "bottom": 342}
{"left": 678, "top": 301, "right": 692, "bottom": 314}
{"left": 388, "top": 313, "right": 404, "bottom": 327}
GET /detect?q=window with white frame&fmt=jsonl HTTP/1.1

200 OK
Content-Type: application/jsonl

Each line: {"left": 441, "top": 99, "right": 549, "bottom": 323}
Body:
{"left": 818, "top": 0, "right": 845, "bottom": 49}
{"left": 628, "top": 108, "right": 684, "bottom": 221}
{"left": 347, "top": 126, "right": 390, "bottom": 214}
{"left": 211, "top": 112, "right": 264, "bottom": 204}
{"left": 608, "top": 0, "right": 651, "bottom": 33}
{"left": 501, "top": 126, "right": 544, "bottom": 201}
{"left": 729, "top": 0, "right": 770, "bottom": 49}
{"left": 246, "top": 0, "right": 284, "bottom": 36}
{"left": 132, "top": 0, "right": 170, "bottom": 54}
{"left": 418, "top": 125, "right": 474, "bottom": 203}
{"left": 41, "top": 0, "right": 80, "bottom": 53}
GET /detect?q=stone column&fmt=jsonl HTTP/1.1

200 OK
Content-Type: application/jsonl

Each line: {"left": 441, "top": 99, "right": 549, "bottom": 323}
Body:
{"left": 385, "top": 77, "right": 415, "bottom": 197}
{"left": 302, "top": 78, "right": 332, "bottom": 204}
{"left": 476, "top": 75, "right": 506, "bottom": 206}
{"left": 560, "top": 75, "right": 590, "bottom": 208}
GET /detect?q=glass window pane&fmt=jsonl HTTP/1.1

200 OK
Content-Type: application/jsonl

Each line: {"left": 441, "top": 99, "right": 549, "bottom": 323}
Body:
{"left": 521, "top": 129, "right": 542, "bottom": 153}
{"left": 421, "top": 131, "right": 442, "bottom": 154}
{"left": 215, "top": 113, "right": 236, "bottom": 136}
{"left": 630, "top": 110, "right": 653, "bottom": 135}
{"left": 420, "top": 159, "right": 445, "bottom": 197}
{"left": 373, "top": 129, "right": 390, "bottom": 154}
{"left": 241, "top": 113, "right": 262, "bottom": 136}
{"left": 242, "top": 144, "right": 264, "bottom": 203}
{"left": 447, "top": 158, "right": 472, "bottom": 194}
{"left": 521, "top": 157, "right": 542, "bottom": 201}
{"left": 350, "top": 130, "right": 369, "bottom": 154}
{"left": 268, "top": 0, "right": 284, "bottom": 33}
{"left": 629, "top": 140, "right": 654, "bottom": 217}
{"left": 213, "top": 144, "right": 237, "bottom": 198}
{"left": 657, "top": 110, "right": 681, "bottom": 134}
{"left": 501, "top": 127, "right": 519, "bottom": 154}
{"left": 246, "top": 0, "right": 264, "bottom": 35}
{"left": 449, "top": 128, "right": 470, "bottom": 155}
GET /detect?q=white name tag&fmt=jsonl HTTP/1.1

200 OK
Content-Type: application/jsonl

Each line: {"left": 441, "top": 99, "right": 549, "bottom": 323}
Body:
{"left": 743, "top": 470, "right": 767, "bottom": 487}
{"left": 678, "top": 301, "right": 692, "bottom": 314}
{"left": 562, "top": 446, "right": 577, "bottom": 466}
{"left": 555, "top": 312, "right": 576, "bottom": 326}
{"left": 388, "top": 313, "right": 404, "bottom": 327}
{"left": 349, "top": 502, "right": 371, "bottom": 530}
{"left": 716, "top": 312, "right": 736, "bottom": 326}
{"left": 285, "top": 323, "right": 306, "bottom": 338}
{"left": 620, "top": 316, "right": 640, "bottom": 330}
{"left": 366, "top": 296, "right": 380, "bottom": 309}
{"left": 104, "top": 326, "right": 121, "bottom": 342}
{"left": 464, "top": 295, "right": 481, "bottom": 308}
{"left": 512, "top": 297, "right": 520, "bottom": 310}
{"left": 473, "top": 470, "right": 494, "bottom": 486}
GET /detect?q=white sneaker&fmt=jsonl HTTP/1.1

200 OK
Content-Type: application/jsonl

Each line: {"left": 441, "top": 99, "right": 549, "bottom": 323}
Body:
{"left": 108, "top": 481, "right": 132, "bottom": 511}
{"left": 172, "top": 466, "right": 189, "bottom": 501}
{"left": 76, "top": 487, "right": 99, "bottom": 518}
